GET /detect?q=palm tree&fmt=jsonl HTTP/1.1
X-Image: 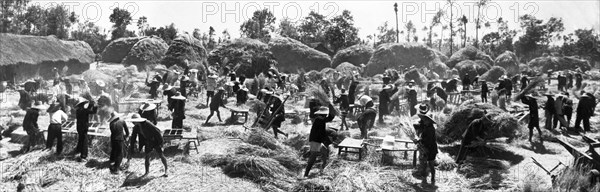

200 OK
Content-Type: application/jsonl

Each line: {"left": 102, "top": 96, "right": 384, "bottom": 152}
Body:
{"left": 405, "top": 20, "right": 414, "bottom": 42}
{"left": 430, "top": 10, "right": 443, "bottom": 47}
{"left": 460, "top": 15, "right": 468, "bottom": 47}
{"left": 440, "top": 25, "right": 448, "bottom": 50}
{"left": 447, "top": 0, "right": 456, "bottom": 54}
{"left": 474, "top": 0, "right": 490, "bottom": 48}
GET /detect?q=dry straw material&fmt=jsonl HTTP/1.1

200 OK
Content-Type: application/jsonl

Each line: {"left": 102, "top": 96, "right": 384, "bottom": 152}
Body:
{"left": 365, "top": 42, "right": 447, "bottom": 76}
{"left": 447, "top": 46, "right": 494, "bottom": 69}
{"left": 494, "top": 51, "right": 520, "bottom": 76}
{"left": 331, "top": 44, "right": 374, "bottom": 68}
{"left": 101, "top": 37, "right": 144, "bottom": 63}
{"left": 208, "top": 38, "right": 277, "bottom": 77}
{"left": 122, "top": 36, "right": 169, "bottom": 66}
{"left": 480, "top": 66, "right": 507, "bottom": 82}
{"left": 269, "top": 36, "right": 331, "bottom": 73}
{"left": 527, "top": 56, "right": 592, "bottom": 73}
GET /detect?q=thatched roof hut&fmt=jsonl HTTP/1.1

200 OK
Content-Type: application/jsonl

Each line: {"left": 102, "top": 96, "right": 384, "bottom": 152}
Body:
{"left": 101, "top": 37, "right": 145, "bottom": 63}
{"left": 162, "top": 33, "right": 208, "bottom": 77}
{"left": 494, "top": 51, "right": 519, "bottom": 76}
{"left": 447, "top": 46, "right": 494, "bottom": 69}
{"left": 331, "top": 44, "right": 374, "bottom": 68}
{"left": 364, "top": 43, "right": 447, "bottom": 76}
{"left": 268, "top": 36, "right": 332, "bottom": 73}
{"left": 122, "top": 36, "right": 169, "bottom": 67}
{"left": 208, "top": 38, "right": 277, "bottom": 77}
{"left": 528, "top": 56, "right": 592, "bottom": 72}
{"left": 0, "top": 33, "right": 93, "bottom": 82}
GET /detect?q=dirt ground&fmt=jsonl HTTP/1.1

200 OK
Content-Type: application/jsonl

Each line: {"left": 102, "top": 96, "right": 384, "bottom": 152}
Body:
{"left": 1, "top": 67, "right": 600, "bottom": 192}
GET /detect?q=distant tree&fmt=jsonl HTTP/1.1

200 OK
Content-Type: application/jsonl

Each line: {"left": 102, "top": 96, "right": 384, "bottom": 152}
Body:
{"left": 325, "top": 10, "right": 360, "bottom": 52}
{"left": 447, "top": 0, "right": 456, "bottom": 54}
{"left": 429, "top": 10, "right": 443, "bottom": 47}
{"left": 376, "top": 21, "right": 396, "bottom": 46}
{"left": 192, "top": 28, "right": 201, "bottom": 39}
{"left": 277, "top": 17, "right": 300, "bottom": 40}
{"left": 561, "top": 29, "right": 600, "bottom": 63}
{"left": 42, "top": 5, "right": 75, "bottom": 39}
{"left": 474, "top": 0, "right": 490, "bottom": 48}
{"left": 439, "top": 25, "right": 448, "bottom": 50}
{"left": 20, "top": 4, "right": 45, "bottom": 35}
{"left": 222, "top": 29, "right": 230, "bottom": 40}
{"left": 109, "top": 8, "right": 134, "bottom": 40}
{"left": 240, "top": 8, "right": 275, "bottom": 41}
{"left": 137, "top": 16, "right": 148, "bottom": 36}
{"left": 460, "top": 15, "right": 468, "bottom": 47}
{"left": 298, "top": 11, "right": 330, "bottom": 44}
{"left": 207, "top": 26, "right": 216, "bottom": 49}
{"left": 405, "top": 20, "right": 414, "bottom": 42}
{"left": 145, "top": 23, "right": 177, "bottom": 44}
{"left": 71, "top": 21, "right": 108, "bottom": 53}
{"left": 514, "top": 15, "right": 564, "bottom": 61}
{"left": 0, "top": 0, "right": 30, "bottom": 33}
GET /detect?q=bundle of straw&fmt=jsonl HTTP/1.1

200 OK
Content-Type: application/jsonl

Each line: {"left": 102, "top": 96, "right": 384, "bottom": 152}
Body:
{"left": 513, "top": 76, "right": 544, "bottom": 102}
{"left": 305, "top": 83, "right": 340, "bottom": 116}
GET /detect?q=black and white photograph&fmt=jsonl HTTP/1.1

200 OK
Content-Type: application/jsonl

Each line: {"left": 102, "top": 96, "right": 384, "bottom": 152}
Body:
{"left": 1, "top": 0, "right": 600, "bottom": 191}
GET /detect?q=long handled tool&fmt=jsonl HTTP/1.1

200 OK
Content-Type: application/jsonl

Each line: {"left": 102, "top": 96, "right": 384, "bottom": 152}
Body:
{"left": 531, "top": 157, "right": 565, "bottom": 182}
{"left": 263, "top": 95, "right": 290, "bottom": 130}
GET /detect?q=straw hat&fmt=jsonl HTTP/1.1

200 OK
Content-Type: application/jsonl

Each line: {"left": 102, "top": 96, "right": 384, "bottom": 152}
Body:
{"left": 408, "top": 80, "right": 416, "bottom": 84}
{"left": 358, "top": 95, "right": 373, "bottom": 106}
{"left": 189, "top": 69, "right": 199, "bottom": 73}
{"left": 415, "top": 103, "right": 429, "bottom": 114}
{"left": 75, "top": 97, "right": 88, "bottom": 107}
{"left": 127, "top": 114, "right": 146, "bottom": 122}
{"left": 209, "top": 74, "right": 218, "bottom": 79}
{"left": 383, "top": 84, "right": 393, "bottom": 90}
{"left": 163, "top": 84, "right": 173, "bottom": 91}
{"left": 181, "top": 75, "right": 190, "bottom": 81}
{"left": 107, "top": 112, "right": 122, "bottom": 123}
{"left": 417, "top": 113, "right": 436, "bottom": 124}
{"left": 172, "top": 92, "right": 186, "bottom": 100}
{"left": 96, "top": 80, "right": 106, "bottom": 87}
{"left": 218, "top": 87, "right": 225, "bottom": 91}
{"left": 47, "top": 103, "right": 60, "bottom": 113}
{"left": 31, "top": 101, "right": 46, "bottom": 110}
{"left": 315, "top": 106, "right": 329, "bottom": 115}
{"left": 139, "top": 102, "right": 157, "bottom": 111}
{"left": 241, "top": 86, "right": 249, "bottom": 92}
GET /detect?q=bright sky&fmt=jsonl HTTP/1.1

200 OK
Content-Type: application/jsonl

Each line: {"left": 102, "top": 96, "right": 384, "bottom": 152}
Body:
{"left": 31, "top": 0, "right": 600, "bottom": 41}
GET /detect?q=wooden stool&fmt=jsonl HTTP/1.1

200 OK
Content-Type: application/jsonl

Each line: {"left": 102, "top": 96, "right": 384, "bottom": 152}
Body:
{"left": 186, "top": 139, "right": 199, "bottom": 153}
{"left": 337, "top": 138, "right": 366, "bottom": 160}
{"left": 229, "top": 108, "right": 249, "bottom": 123}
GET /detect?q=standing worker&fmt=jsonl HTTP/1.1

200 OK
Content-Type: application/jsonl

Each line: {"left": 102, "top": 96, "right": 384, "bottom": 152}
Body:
{"left": 334, "top": 89, "right": 350, "bottom": 130}
{"left": 171, "top": 92, "right": 186, "bottom": 128}
{"left": 108, "top": 112, "right": 129, "bottom": 174}
{"left": 205, "top": 87, "right": 225, "bottom": 124}
{"left": 480, "top": 80, "right": 489, "bottom": 103}
{"left": 521, "top": 95, "right": 542, "bottom": 142}
{"left": 23, "top": 101, "right": 45, "bottom": 152}
{"left": 139, "top": 102, "right": 158, "bottom": 125}
{"left": 575, "top": 92, "right": 597, "bottom": 132}
{"left": 413, "top": 113, "right": 438, "bottom": 185}
{"left": 74, "top": 98, "right": 97, "bottom": 161}
{"left": 46, "top": 103, "right": 68, "bottom": 155}
{"left": 356, "top": 96, "right": 376, "bottom": 139}
{"left": 304, "top": 104, "right": 336, "bottom": 177}
{"left": 269, "top": 94, "right": 288, "bottom": 138}
{"left": 206, "top": 74, "right": 218, "bottom": 106}
{"left": 543, "top": 93, "right": 556, "bottom": 130}
{"left": 127, "top": 114, "right": 168, "bottom": 177}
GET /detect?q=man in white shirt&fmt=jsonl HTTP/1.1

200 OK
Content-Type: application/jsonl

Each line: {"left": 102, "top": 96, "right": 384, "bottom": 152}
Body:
{"left": 46, "top": 103, "right": 68, "bottom": 155}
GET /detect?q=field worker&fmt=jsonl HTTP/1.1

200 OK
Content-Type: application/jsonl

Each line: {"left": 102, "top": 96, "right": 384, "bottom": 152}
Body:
{"left": 62, "top": 78, "right": 73, "bottom": 95}
{"left": 520, "top": 74, "right": 529, "bottom": 91}
{"left": 557, "top": 73, "right": 566, "bottom": 92}
{"left": 521, "top": 95, "right": 542, "bottom": 142}
{"left": 171, "top": 92, "right": 186, "bottom": 128}
{"left": 236, "top": 86, "right": 248, "bottom": 104}
{"left": 278, "top": 74, "right": 287, "bottom": 90}
{"left": 553, "top": 93, "right": 569, "bottom": 129}
{"left": 269, "top": 94, "right": 288, "bottom": 139}
{"left": 108, "top": 112, "right": 129, "bottom": 174}
{"left": 205, "top": 87, "right": 226, "bottom": 124}
{"left": 456, "top": 112, "right": 493, "bottom": 164}
{"left": 146, "top": 77, "right": 161, "bottom": 99}
{"left": 575, "top": 92, "right": 596, "bottom": 132}
{"left": 238, "top": 74, "right": 246, "bottom": 85}
{"left": 23, "top": 101, "right": 45, "bottom": 153}
{"left": 348, "top": 80, "right": 359, "bottom": 114}
{"left": 179, "top": 75, "right": 190, "bottom": 97}
{"left": 547, "top": 70, "right": 553, "bottom": 85}
{"left": 304, "top": 103, "right": 336, "bottom": 177}
{"left": 382, "top": 75, "right": 391, "bottom": 85}
{"left": 497, "top": 89, "right": 507, "bottom": 111}
{"left": 379, "top": 84, "right": 392, "bottom": 124}
{"left": 566, "top": 72, "right": 574, "bottom": 90}
{"left": 563, "top": 93, "right": 574, "bottom": 127}
{"left": 389, "top": 84, "right": 401, "bottom": 114}
{"left": 139, "top": 102, "right": 158, "bottom": 125}
{"left": 73, "top": 97, "right": 97, "bottom": 161}
{"left": 356, "top": 95, "right": 376, "bottom": 139}
{"left": 480, "top": 80, "right": 489, "bottom": 103}
{"left": 575, "top": 73, "right": 583, "bottom": 89}
{"left": 206, "top": 74, "right": 218, "bottom": 105}
{"left": 46, "top": 103, "right": 68, "bottom": 155}
{"left": 413, "top": 112, "right": 438, "bottom": 185}
{"left": 97, "top": 86, "right": 112, "bottom": 126}
{"left": 462, "top": 74, "right": 471, "bottom": 91}
{"left": 407, "top": 81, "right": 418, "bottom": 116}
{"left": 127, "top": 114, "right": 168, "bottom": 177}
{"left": 228, "top": 71, "right": 237, "bottom": 82}
{"left": 163, "top": 84, "right": 177, "bottom": 111}
{"left": 334, "top": 89, "right": 350, "bottom": 130}
{"left": 543, "top": 93, "right": 556, "bottom": 130}
{"left": 503, "top": 76, "right": 513, "bottom": 101}
{"left": 232, "top": 81, "right": 240, "bottom": 94}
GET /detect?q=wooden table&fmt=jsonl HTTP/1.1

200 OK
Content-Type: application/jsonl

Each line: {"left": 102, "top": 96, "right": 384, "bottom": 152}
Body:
{"left": 371, "top": 136, "right": 418, "bottom": 166}
{"left": 227, "top": 107, "right": 249, "bottom": 124}
{"left": 162, "top": 128, "right": 199, "bottom": 154}
{"left": 337, "top": 138, "right": 366, "bottom": 160}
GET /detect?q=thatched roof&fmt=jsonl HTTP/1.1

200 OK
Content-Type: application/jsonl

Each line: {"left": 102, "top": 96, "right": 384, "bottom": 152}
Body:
{"left": 268, "top": 36, "right": 332, "bottom": 73}
{"left": 494, "top": 51, "right": 519, "bottom": 76}
{"left": 0, "top": 33, "right": 94, "bottom": 66}
{"left": 331, "top": 44, "right": 373, "bottom": 68}
{"left": 528, "top": 56, "right": 592, "bottom": 72}
{"left": 162, "top": 33, "right": 208, "bottom": 75}
{"left": 122, "top": 36, "right": 169, "bottom": 66}
{"left": 447, "top": 46, "right": 494, "bottom": 69}
{"left": 455, "top": 60, "right": 490, "bottom": 80}
{"left": 364, "top": 42, "right": 447, "bottom": 76}
{"left": 101, "top": 37, "right": 145, "bottom": 63}
{"left": 208, "top": 38, "right": 276, "bottom": 77}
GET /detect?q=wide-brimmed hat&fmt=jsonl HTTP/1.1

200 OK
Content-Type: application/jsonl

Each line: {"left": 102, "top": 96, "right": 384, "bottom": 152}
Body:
{"left": 417, "top": 113, "right": 436, "bottom": 124}
{"left": 181, "top": 75, "right": 190, "bottom": 81}
{"left": 407, "top": 80, "right": 416, "bottom": 84}
{"left": 47, "top": 103, "right": 60, "bottom": 113}
{"left": 315, "top": 106, "right": 329, "bottom": 115}
{"left": 218, "top": 87, "right": 226, "bottom": 91}
{"left": 208, "top": 74, "right": 218, "bottom": 79}
{"left": 76, "top": 97, "right": 88, "bottom": 106}
{"left": 96, "top": 80, "right": 106, "bottom": 87}
{"left": 127, "top": 113, "right": 147, "bottom": 122}
{"left": 383, "top": 84, "right": 393, "bottom": 90}
{"left": 189, "top": 69, "right": 199, "bottom": 73}
{"left": 107, "top": 112, "right": 122, "bottom": 123}
{"left": 163, "top": 84, "right": 173, "bottom": 90}
{"left": 241, "top": 86, "right": 249, "bottom": 92}
{"left": 172, "top": 92, "right": 186, "bottom": 100}
{"left": 31, "top": 101, "right": 46, "bottom": 110}
{"left": 583, "top": 92, "right": 594, "bottom": 98}
{"left": 139, "top": 102, "right": 157, "bottom": 111}
{"left": 358, "top": 95, "right": 373, "bottom": 106}
{"left": 415, "top": 103, "right": 429, "bottom": 114}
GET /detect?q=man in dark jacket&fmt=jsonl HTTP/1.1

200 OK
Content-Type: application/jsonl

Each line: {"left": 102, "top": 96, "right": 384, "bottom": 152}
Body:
{"left": 575, "top": 73, "right": 583, "bottom": 89}
{"left": 334, "top": 89, "right": 350, "bottom": 130}
{"left": 456, "top": 113, "right": 492, "bottom": 164}
{"left": 205, "top": 88, "right": 225, "bottom": 124}
{"left": 521, "top": 95, "right": 542, "bottom": 142}
{"left": 575, "top": 92, "right": 597, "bottom": 132}
{"left": 407, "top": 85, "right": 418, "bottom": 116}
{"left": 109, "top": 112, "right": 129, "bottom": 174}
{"left": 566, "top": 72, "right": 573, "bottom": 90}
{"left": 127, "top": 114, "right": 168, "bottom": 177}
{"left": 357, "top": 97, "right": 376, "bottom": 139}
{"left": 180, "top": 75, "right": 190, "bottom": 97}
{"left": 481, "top": 80, "right": 489, "bottom": 103}
{"left": 171, "top": 92, "right": 186, "bottom": 128}
{"left": 23, "top": 101, "right": 44, "bottom": 152}
{"left": 379, "top": 85, "right": 392, "bottom": 123}
{"left": 74, "top": 98, "right": 97, "bottom": 161}
{"left": 520, "top": 75, "right": 529, "bottom": 91}
{"left": 269, "top": 95, "right": 288, "bottom": 138}
{"left": 414, "top": 113, "right": 438, "bottom": 185}
{"left": 138, "top": 102, "right": 158, "bottom": 125}
{"left": 146, "top": 78, "right": 161, "bottom": 99}
{"left": 557, "top": 74, "right": 566, "bottom": 92}
{"left": 236, "top": 86, "right": 248, "bottom": 104}
{"left": 543, "top": 93, "right": 556, "bottom": 130}
{"left": 304, "top": 104, "right": 336, "bottom": 177}
{"left": 504, "top": 77, "right": 513, "bottom": 101}
{"left": 163, "top": 85, "right": 177, "bottom": 111}
{"left": 462, "top": 74, "right": 471, "bottom": 91}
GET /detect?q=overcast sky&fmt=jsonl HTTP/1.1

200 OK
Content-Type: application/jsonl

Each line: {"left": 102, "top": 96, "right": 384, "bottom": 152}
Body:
{"left": 32, "top": 0, "right": 600, "bottom": 41}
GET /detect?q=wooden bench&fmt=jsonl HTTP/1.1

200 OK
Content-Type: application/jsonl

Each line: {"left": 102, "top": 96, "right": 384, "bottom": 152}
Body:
{"left": 227, "top": 107, "right": 249, "bottom": 124}
{"left": 371, "top": 136, "right": 418, "bottom": 166}
{"left": 337, "top": 138, "right": 366, "bottom": 160}
{"left": 162, "top": 128, "right": 200, "bottom": 154}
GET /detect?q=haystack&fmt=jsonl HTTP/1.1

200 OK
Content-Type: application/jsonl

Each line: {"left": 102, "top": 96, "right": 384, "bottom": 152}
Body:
{"left": 268, "top": 36, "right": 331, "bottom": 73}
{"left": 454, "top": 60, "right": 490, "bottom": 80}
{"left": 404, "top": 68, "right": 428, "bottom": 87}
{"left": 434, "top": 49, "right": 449, "bottom": 63}
{"left": 447, "top": 46, "right": 494, "bottom": 69}
{"left": 527, "top": 56, "right": 592, "bottom": 72}
{"left": 100, "top": 37, "right": 144, "bottom": 63}
{"left": 122, "top": 36, "right": 169, "bottom": 67}
{"left": 438, "top": 102, "right": 522, "bottom": 143}
{"left": 364, "top": 42, "right": 447, "bottom": 76}
{"left": 330, "top": 44, "right": 373, "bottom": 68}
{"left": 162, "top": 33, "right": 208, "bottom": 72}
{"left": 480, "top": 66, "right": 507, "bottom": 82}
{"left": 335, "top": 62, "right": 361, "bottom": 77}
{"left": 494, "top": 51, "right": 519, "bottom": 76}
{"left": 208, "top": 38, "right": 277, "bottom": 77}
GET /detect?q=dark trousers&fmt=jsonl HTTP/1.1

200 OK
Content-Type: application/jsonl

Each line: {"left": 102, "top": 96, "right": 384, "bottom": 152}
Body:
{"left": 24, "top": 129, "right": 39, "bottom": 152}
{"left": 110, "top": 140, "right": 124, "bottom": 171}
{"left": 46, "top": 124, "right": 63, "bottom": 154}
{"left": 545, "top": 111, "right": 554, "bottom": 130}
{"left": 172, "top": 117, "right": 184, "bottom": 128}
{"left": 553, "top": 114, "right": 568, "bottom": 129}
{"left": 76, "top": 127, "right": 89, "bottom": 159}
{"left": 575, "top": 115, "right": 591, "bottom": 131}
{"left": 481, "top": 94, "right": 487, "bottom": 103}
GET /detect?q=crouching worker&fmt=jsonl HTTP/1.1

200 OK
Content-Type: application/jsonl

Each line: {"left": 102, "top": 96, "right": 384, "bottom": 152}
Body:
{"left": 304, "top": 103, "right": 336, "bottom": 177}
{"left": 356, "top": 96, "right": 376, "bottom": 139}
{"left": 127, "top": 114, "right": 168, "bottom": 177}
{"left": 413, "top": 113, "right": 438, "bottom": 185}
{"left": 455, "top": 111, "right": 493, "bottom": 164}
{"left": 108, "top": 112, "right": 129, "bottom": 174}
